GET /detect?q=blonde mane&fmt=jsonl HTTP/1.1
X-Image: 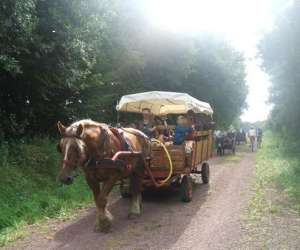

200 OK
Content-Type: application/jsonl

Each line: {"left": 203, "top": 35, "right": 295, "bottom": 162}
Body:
{"left": 65, "top": 119, "right": 105, "bottom": 136}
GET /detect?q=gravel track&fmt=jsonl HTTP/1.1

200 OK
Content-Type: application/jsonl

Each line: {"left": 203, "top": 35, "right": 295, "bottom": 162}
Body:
{"left": 5, "top": 149, "right": 256, "bottom": 250}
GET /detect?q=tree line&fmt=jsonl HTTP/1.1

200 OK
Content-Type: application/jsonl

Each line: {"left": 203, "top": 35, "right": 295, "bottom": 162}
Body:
{"left": 0, "top": 0, "right": 247, "bottom": 138}
{"left": 259, "top": 1, "right": 300, "bottom": 145}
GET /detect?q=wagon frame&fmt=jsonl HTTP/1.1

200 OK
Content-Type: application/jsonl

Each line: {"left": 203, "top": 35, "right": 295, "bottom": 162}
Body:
{"left": 116, "top": 91, "right": 214, "bottom": 202}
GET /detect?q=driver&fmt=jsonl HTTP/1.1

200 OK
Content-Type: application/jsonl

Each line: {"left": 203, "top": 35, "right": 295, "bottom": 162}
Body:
{"left": 138, "top": 108, "right": 157, "bottom": 138}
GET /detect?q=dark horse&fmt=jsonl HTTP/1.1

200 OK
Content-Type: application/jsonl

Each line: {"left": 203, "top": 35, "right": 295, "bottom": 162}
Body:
{"left": 236, "top": 130, "right": 247, "bottom": 145}
{"left": 216, "top": 132, "right": 236, "bottom": 156}
{"left": 57, "top": 120, "right": 150, "bottom": 232}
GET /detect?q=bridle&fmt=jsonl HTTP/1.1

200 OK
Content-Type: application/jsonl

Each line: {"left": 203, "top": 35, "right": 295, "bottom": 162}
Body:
{"left": 60, "top": 135, "right": 85, "bottom": 170}
{"left": 61, "top": 158, "right": 80, "bottom": 179}
{"left": 97, "top": 125, "right": 110, "bottom": 159}
{"left": 60, "top": 124, "right": 111, "bottom": 169}
{"left": 62, "top": 159, "right": 78, "bottom": 169}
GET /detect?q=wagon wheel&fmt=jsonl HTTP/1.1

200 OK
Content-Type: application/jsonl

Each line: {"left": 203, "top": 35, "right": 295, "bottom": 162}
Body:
{"left": 180, "top": 175, "right": 193, "bottom": 202}
{"left": 201, "top": 163, "right": 210, "bottom": 184}
{"left": 120, "top": 179, "right": 131, "bottom": 198}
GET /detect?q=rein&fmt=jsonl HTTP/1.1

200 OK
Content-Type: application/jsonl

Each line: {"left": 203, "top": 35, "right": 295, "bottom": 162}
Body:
{"left": 119, "top": 127, "right": 150, "bottom": 142}
{"left": 97, "top": 125, "right": 109, "bottom": 159}
{"left": 62, "top": 124, "right": 130, "bottom": 170}
{"left": 81, "top": 124, "right": 111, "bottom": 168}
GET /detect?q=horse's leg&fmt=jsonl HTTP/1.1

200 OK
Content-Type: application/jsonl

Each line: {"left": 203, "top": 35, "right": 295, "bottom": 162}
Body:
{"left": 128, "top": 158, "right": 144, "bottom": 219}
{"left": 128, "top": 173, "right": 143, "bottom": 219}
{"left": 85, "top": 175, "right": 104, "bottom": 231}
{"left": 94, "top": 175, "right": 119, "bottom": 233}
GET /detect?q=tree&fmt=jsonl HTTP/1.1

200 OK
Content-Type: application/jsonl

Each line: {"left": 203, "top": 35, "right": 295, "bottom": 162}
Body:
{"left": 0, "top": 0, "right": 247, "bottom": 137}
{"left": 0, "top": 0, "right": 115, "bottom": 136}
{"left": 259, "top": 1, "right": 300, "bottom": 140}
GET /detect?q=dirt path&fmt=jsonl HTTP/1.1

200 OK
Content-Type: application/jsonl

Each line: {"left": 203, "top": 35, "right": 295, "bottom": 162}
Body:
{"left": 5, "top": 149, "right": 255, "bottom": 250}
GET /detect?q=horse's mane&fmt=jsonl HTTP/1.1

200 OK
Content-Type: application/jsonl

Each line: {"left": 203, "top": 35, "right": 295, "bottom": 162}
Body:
{"left": 64, "top": 119, "right": 150, "bottom": 158}
{"left": 65, "top": 119, "right": 107, "bottom": 136}
{"left": 65, "top": 119, "right": 149, "bottom": 142}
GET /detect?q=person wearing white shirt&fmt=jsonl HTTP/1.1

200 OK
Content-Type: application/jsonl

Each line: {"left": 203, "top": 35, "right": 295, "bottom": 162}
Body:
{"left": 248, "top": 127, "right": 257, "bottom": 151}
{"left": 248, "top": 128, "right": 256, "bottom": 137}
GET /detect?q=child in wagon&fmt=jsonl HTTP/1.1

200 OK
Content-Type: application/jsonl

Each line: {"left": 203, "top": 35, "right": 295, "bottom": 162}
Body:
{"left": 173, "top": 115, "right": 193, "bottom": 145}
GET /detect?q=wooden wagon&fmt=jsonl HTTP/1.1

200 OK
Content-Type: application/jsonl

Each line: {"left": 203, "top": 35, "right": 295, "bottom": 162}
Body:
{"left": 116, "top": 91, "right": 214, "bottom": 202}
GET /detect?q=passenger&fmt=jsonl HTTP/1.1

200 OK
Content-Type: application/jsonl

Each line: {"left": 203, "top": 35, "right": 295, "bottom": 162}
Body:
{"left": 173, "top": 115, "right": 193, "bottom": 145}
{"left": 200, "top": 113, "right": 215, "bottom": 130}
{"left": 137, "top": 108, "right": 157, "bottom": 138}
{"left": 187, "top": 110, "right": 214, "bottom": 130}
{"left": 187, "top": 110, "right": 203, "bottom": 130}
{"left": 155, "top": 115, "right": 170, "bottom": 142}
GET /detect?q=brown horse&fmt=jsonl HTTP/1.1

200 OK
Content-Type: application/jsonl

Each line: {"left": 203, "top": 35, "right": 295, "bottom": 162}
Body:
{"left": 56, "top": 119, "right": 150, "bottom": 232}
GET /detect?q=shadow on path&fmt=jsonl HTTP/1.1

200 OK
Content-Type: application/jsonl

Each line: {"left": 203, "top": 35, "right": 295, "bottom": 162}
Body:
{"left": 54, "top": 183, "right": 210, "bottom": 249}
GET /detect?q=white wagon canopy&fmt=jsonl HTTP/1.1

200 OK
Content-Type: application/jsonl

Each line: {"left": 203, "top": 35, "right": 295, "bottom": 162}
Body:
{"left": 116, "top": 91, "right": 213, "bottom": 116}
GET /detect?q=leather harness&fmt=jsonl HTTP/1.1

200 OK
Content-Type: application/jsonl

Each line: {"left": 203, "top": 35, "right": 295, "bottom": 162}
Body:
{"left": 62, "top": 125, "right": 138, "bottom": 177}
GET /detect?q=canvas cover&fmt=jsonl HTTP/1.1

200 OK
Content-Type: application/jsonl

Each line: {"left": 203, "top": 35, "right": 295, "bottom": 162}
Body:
{"left": 116, "top": 91, "right": 213, "bottom": 116}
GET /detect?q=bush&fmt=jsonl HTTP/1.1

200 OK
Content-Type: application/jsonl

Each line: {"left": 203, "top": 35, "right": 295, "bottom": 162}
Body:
{"left": 0, "top": 137, "right": 92, "bottom": 245}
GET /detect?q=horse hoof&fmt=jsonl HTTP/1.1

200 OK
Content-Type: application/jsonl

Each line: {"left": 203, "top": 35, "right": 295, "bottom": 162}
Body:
{"left": 94, "top": 217, "right": 112, "bottom": 233}
{"left": 128, "top": 212, "right": 141, "bottom": 220}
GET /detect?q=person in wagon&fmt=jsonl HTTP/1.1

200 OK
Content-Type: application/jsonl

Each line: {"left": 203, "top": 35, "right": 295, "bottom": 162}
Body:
{"left": 154, "top": 115, "right": 171, "bottom": 142}
{"left": 137, "top": 108, "right": 157, "bottom": 138}
{"left": 173, "top": 115, "right": 193, "bottom": 145}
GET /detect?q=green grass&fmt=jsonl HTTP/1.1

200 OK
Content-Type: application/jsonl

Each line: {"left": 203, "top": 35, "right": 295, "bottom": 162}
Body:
{"left": 0, "top": 138, "right": 92, "bottom": 246}
{"left": 240, "top": 131, "right": 300, "bottom": 248}
{"left": 262, "top": 132, "right": 300, "bottom": 208}
{"left": 248, "top": 131, "right": 300, "bottom": 220}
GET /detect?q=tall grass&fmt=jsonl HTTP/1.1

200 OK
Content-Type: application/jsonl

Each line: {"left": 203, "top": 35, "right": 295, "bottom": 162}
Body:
{"left": 255, "top": 131, "right": 300, "bottom": 211}
{"left": 0, "top": 138, "right": 92, "bottom": 246}
{"left": 242, "top": 132, "right": 300, "bottom": 250}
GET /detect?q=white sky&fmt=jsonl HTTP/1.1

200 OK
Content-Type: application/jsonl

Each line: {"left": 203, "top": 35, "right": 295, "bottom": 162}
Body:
{"left": 142, "top": 0, "right": 286, "bottom": 122}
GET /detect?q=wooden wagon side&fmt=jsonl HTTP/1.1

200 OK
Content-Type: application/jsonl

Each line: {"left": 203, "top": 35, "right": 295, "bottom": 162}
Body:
{"left": 142, "top": 129, "right": 213, "bottom": 201}
{"left": 143, "top": 144, "right": 186, "bottom": 187}
{"left": 191, "top": 130, "right": 213, "bottom": 168}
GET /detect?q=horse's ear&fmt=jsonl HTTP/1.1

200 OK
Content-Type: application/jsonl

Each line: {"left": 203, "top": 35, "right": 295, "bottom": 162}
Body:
{"left": 76, "top": 124, "right": 84, "bottom": 138}
{"left": 57, "top": 121, "right": 66, "bottom": 135}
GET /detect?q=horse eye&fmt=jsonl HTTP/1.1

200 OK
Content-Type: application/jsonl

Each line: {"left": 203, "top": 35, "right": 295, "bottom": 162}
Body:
{"left": 56, "top": 143, "right": 62, "bottom": 153}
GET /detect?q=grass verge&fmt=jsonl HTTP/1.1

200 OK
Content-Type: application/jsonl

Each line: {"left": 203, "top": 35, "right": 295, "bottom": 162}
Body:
{"left": 249, "top": 131, "right": 300, "bottom": 218}
{"left": 0, "top": 137, "right": 92, "bottom": 246}
{"left": 242, "top": 131, "right": 300, "bottom": 248}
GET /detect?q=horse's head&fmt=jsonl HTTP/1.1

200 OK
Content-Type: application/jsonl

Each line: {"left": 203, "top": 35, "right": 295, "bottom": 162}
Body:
{"left": 57, "top": 121, "right": 87, "bottom": 185}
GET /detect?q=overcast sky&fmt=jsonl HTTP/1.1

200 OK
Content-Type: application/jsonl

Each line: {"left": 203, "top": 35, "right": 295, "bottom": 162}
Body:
{"left": 142, "top": 0, "right": 290, "bottom": 122}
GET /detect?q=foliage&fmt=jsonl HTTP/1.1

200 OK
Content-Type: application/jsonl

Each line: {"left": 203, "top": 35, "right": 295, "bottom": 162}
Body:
{"left": 0, "top": 0, "right": 116, "bottom": 136}
{"left": 242, "top": 132, "right": 300, "bottom": 249}
{"left": 259, "top": 2, "right": 300, "bottom": 141}
{"left": 0, "top": 138, "right": 92, "bottom": 246}
{"left": 183, "top": 36, "right": 247, "bottom": 127}
{"left": 0, "top": 0, "right": 250, "bottom": 246}
{"left": 0, "top": 0, "right": 247, "bottom": 137}
{"left": 255, "top": 132, "right": 300, "bottom": 212}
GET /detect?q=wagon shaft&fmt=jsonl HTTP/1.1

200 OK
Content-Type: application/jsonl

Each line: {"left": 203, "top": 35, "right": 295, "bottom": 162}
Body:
{"left": 95, "top": 151, "right": 143, "bottom": 176}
